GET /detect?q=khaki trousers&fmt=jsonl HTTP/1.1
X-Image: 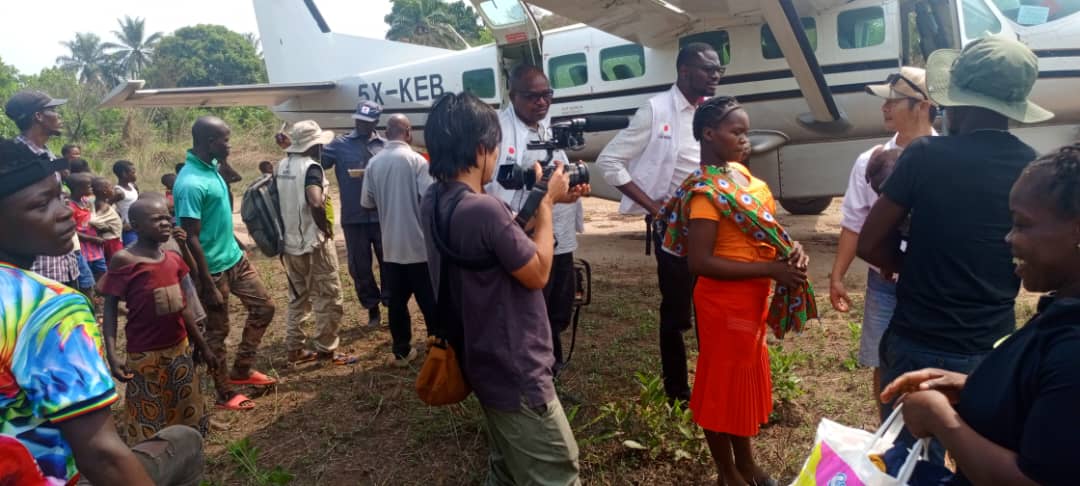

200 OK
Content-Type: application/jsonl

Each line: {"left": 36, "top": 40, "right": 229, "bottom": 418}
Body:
{"left": 482, "top": 399, "right": 581, "bottom": 486}
{"left": 283, "top": 241, "right": 345, "bottom": 353}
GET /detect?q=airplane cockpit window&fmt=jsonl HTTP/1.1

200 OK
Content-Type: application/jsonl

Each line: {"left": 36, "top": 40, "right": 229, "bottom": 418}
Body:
{"left": 761, "top": 18, "right": 818, "bottom": 59}
{"left": 463, "top": 68, "right": 497, "bottom": 99}
{"left": 991, "top": 0, "right": 1080, "bottom": 24}
{"left": 679, "top": 30, "right": 732, "bottom": 65}
{"left": 838, "top": 6, "right": 887, "bottom": 49}
{"left": 475, "top": 0, "right": 528, "bottom": 28}
{"left": 549, "top": 53, "right": 588, "bottom": 89}
{"left": 963, "top": 0, "right": 1003, "bottom": 36}
{"left": 600, "top": 44, "right": 646, "bottom": 81}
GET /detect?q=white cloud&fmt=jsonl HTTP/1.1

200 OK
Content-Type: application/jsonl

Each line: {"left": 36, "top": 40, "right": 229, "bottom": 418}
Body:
{"left": 0, "top": 0, "right": 391, "bottom": 75}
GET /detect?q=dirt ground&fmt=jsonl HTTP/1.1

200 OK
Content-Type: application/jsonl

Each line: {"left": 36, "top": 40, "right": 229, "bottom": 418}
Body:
{"left": 173, "top": 194, "right": 1035, "bottom": 485}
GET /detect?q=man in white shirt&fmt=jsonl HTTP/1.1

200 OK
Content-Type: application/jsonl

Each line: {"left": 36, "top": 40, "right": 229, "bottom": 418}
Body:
{"left": 487, "top": 65, "right": 589, "bottom": 376}
{"left": 362, "top": 114, "right": 436, "bottom": 365}
{"left": 828, "top": 67, "right": 936, "bottom": 405}
{"left": 596, "top": 43, "right": 722, "bottom": 402}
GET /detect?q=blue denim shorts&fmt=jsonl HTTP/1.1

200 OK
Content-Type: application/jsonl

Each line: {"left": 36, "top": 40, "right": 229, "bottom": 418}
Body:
{"left": 75, "top": 251, "right": 94, "bottom": 289}
{"left": 87, "top": 258, "right": 107, "bottom": 275}
{"left": 858, "top": 269, "right": 896, "bottom": 367}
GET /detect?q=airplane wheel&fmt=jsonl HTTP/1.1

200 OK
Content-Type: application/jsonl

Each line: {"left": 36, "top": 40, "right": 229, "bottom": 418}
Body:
{"left": 779, "top": 197, "right": 833, "bottom": 215}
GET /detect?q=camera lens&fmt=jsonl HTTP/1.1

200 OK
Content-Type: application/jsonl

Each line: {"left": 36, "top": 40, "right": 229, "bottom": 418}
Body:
{"left": 566, "top": 162, "right": 589, "bottom": 187}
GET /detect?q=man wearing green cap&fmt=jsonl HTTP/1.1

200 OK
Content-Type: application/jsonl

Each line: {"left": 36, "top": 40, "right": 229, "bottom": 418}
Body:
{"left": 858, "top": 35, "right": 1053, "bottom": 461}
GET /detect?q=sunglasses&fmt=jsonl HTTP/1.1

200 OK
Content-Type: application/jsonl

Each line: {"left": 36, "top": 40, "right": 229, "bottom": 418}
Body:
{"left": 886, "top": 73, "right": 928, "bottom": 100}
{"left": 516, "top": 90, "right": 554, "bottom": 103}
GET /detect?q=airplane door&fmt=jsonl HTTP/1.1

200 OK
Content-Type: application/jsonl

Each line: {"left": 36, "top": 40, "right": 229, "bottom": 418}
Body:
{"left": 469, "top": 0, "right": 544, "bottom": 106}
{"left": 900, "top": 0, "right": 1016, "bottom": 67}
{"left": 955, "top": 0, "right": 1017, "bottom": 42}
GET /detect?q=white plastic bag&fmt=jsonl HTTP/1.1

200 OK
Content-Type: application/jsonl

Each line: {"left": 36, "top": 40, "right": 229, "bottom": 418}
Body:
{"left": 790, "top": 405, "right": 928, "bottom": 486}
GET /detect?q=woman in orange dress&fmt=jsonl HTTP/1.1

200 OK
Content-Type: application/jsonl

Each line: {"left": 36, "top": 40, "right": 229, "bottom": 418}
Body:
{"left": 657, "top": 96, "right": 817, "bottom": 485}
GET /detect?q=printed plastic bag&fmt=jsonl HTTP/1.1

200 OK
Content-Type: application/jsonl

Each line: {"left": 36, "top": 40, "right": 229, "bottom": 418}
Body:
{"left": 790, "top": 405, "right": 928, "bottom": 486}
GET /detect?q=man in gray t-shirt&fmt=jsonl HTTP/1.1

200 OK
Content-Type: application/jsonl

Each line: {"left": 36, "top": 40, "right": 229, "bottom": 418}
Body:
{"left": 421, "top": 92, "right": 580, "bottom": 485}
{"left": 361, "top": 114, "right": 435, "bottom": 364}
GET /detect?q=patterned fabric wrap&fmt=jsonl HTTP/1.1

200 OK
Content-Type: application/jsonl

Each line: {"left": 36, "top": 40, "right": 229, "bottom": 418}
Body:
{"left": 0, "top": 262, "right": 118, "bottom": 485}
{"left": 122, "top": 338, "right": 208, "bottom": 443}
{"left": 657, "top": 165, "right": 818, "bottom": 338}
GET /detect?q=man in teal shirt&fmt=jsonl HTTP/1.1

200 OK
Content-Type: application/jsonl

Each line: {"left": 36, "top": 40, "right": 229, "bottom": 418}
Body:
{"left": 175, "top": 116, "right": 276, "bottom": 411}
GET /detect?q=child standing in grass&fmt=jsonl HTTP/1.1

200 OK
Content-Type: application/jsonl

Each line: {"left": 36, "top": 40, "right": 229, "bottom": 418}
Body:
{"left": 659, "top": 97, "right": 815, "bottom": 486}
{"left": 113, "top": 160, "right": 139, "bottom": 247}
{"left": 98, "top": 195, "right": 217, "bottom": 442}
{"left": 91, "top": 176, "right": 124, "bottom": 263}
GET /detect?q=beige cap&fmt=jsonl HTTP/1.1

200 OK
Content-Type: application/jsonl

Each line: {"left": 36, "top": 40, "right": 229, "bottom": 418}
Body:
{"left": 865, "top": 66, "right": 930, "bottom": 101}
{"left": 285, "top": 120, "right": 334, "bottom": 153}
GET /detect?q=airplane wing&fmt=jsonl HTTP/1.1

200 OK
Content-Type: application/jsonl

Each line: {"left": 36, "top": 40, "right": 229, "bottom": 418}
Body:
{"left": 100, "top": 80, "right": 336, "bottom": 108}
{"left": 527, "top": 0, "right": 849, "bottom": 125}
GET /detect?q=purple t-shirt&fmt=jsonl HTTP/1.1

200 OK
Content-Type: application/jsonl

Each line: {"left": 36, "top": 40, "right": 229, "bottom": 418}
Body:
{"left": 422, "top": 181, "right": 556, "bottom": 411}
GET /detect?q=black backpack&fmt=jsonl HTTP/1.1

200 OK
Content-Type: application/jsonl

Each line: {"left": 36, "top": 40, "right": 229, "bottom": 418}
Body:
{"left": 240, "top": 174, "right": 284, "bottom": 257}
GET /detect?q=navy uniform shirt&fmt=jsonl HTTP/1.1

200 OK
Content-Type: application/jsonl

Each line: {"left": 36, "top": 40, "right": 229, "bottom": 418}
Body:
{"left": 322, "top": 130, "right": 384, "bottom": 225}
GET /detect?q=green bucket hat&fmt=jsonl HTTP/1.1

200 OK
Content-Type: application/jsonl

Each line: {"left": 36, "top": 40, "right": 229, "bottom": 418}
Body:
{"left": 926, "top": 35, "right": 1053, "bottom": 124}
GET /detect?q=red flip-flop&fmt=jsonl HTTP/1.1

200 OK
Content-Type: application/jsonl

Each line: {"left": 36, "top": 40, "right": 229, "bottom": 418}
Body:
{"left": 215, "top": 394, "right": 256, "bottom": 411}
{"left": 228, "top": 370, "right": 278, "bottom": 387}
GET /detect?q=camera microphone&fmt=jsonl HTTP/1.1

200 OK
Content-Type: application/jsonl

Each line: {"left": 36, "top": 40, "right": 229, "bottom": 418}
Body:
{"left": 554, "top": 115, "right": 631, "bottom": 133}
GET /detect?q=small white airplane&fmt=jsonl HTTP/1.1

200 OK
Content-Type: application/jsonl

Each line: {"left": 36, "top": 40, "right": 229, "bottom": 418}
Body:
{"left": 102, "top": 0, "right": 1080, "bottom": 215}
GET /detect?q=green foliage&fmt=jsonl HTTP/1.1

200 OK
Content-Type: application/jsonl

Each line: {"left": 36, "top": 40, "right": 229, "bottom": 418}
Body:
{"left": 56, "top": 32, "right": 120, "bottom": 87}
{"left": 577, "top": 372, "right": 707, "bottom": 463}
{"left": 770, "top": 345, "right": 808, "bottom": 404}
{"left": 103, "top": 16, "right": 163, "bottom": 79}
{"left": 842, "top": 321, "right": 862, "bottom": 372}
{"left": 385, "top": 0, "right": 493, "bottom": 49}
{"left": 226, "top": 438, "right": 294, "bottom": 486}
{"left": 146, "top": 25, "right": 267, "bottom": 88}
{"left": 0, "top": 56, "right": 20, "bottom": 138}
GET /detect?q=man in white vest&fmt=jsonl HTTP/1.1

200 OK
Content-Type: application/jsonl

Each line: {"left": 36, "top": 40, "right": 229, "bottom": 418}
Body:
{"left": 487, "top": 64, "right": 589, "bottom": 378}
{"left": 596, "top": 42, "right": 722, "bottom": 402}
{"left": 277, "top": 120, "right": 357, "bottom": 366}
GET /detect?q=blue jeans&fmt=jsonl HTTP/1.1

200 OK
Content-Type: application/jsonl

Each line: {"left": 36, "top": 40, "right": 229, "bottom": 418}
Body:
{"left": 879, "top": 329, "right": 987, "bottom": 465}
{"left": 74, "top": 251, "right": 94, "bottom": 289}
{"left": 859, "top": 269, "right": 896, "bottom": 368}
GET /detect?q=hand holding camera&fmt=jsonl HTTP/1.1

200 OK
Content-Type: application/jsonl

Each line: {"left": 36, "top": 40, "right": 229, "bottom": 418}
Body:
{"left": 542, "top": 161, "right": 570, "bottom": 206}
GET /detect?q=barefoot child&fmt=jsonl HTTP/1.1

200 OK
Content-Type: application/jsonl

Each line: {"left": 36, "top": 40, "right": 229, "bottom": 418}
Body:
{"left": 90, "top": 177, "right": 124, "bottom": 262}
{"left": 98, "top": 196, "right": 217, "bottom": 442}
{"left": 658, "top": 97, "right": 817, "bottom": 486}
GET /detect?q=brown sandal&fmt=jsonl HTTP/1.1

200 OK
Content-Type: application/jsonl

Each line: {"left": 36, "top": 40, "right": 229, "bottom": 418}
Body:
{"left": 287, "top": 349, "right": 318, "bottom": 364}
{"left": 317, "top": 351, "right": 358, "bottom": 365}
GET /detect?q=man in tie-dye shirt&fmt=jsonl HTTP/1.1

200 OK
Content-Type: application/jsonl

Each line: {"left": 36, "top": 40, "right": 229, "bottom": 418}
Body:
{"left": 0, "top": 139, "right": 204, "bottom": 485}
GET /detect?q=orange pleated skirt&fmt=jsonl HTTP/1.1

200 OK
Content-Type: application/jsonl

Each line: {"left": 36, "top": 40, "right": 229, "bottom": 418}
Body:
{"left": 690, "top": 276, "right": 773, "bottom": 437}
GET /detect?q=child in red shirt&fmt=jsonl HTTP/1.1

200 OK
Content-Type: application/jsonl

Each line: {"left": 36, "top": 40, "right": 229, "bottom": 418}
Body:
{"left": 67, "top": 173, "right": 106, "bottom": 279}
{"left": 90, "top": 177, "right": 124, "bottom": 263}
{"left": 98, "top": 196, "right": 217, "bottom": 442}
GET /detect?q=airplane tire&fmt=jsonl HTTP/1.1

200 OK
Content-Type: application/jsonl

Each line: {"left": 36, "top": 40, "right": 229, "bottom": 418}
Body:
{"left": 779, "top": 197, "right": 833, "bottom": 215}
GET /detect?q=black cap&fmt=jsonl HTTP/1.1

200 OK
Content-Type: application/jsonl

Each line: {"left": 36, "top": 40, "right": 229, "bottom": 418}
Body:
{"left": 4, "top": 90, "right": 67, "bottom": 125}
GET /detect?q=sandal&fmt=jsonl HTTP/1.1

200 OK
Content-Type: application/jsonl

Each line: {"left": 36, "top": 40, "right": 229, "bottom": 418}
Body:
{"left": 228, "top": 370, "right": 278, "bottom": 387}
{"left": 287, "top": 349, "right": 318, "bottom": 364}
{"left": 318, "top": 351, "right": 358, "bottom": 365}
{"left": 215, "top": 393, "right": 256, "bottom": 411}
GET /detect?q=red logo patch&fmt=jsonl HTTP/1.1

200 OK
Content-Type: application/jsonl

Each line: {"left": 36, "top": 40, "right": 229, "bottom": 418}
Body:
{"left": 663, "top": 124, "right": 670, "bottom": 132}
{"left": 508, "top": 147, "right": 515, "bottom": 155}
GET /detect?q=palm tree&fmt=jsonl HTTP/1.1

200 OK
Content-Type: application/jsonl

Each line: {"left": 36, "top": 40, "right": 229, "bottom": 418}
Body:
{"left": 56, "top": 32, "right": 116, "bottom": 86}
{"left": 243, "top": 32, "right": 263, "bottom": 58}
{"left": 385, "top": 0, "right": 473, "bottom": 49}
{"left": 104, "top": 16, "right": 162, "bottom": 79}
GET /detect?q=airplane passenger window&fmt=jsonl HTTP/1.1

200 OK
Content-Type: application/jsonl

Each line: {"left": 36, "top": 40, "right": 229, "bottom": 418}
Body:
{"left": 462, "top": 68, "right": 496, "bottom": 99}
{"left": 679, "top": 31, "right": 732, "bottom": 65}
{"left": 600, "top": 44, "right": 646, "bottom": 81}
{"left": 838, "top": 7, "right": 886, "bottom": 49}
{"left": 992, "top": 0, "right": 1079, "bottom": 24}
{"left": 962, "top": 0, "right": 1003, "bottom": 37}
{"left": 761, "top": 18, "right": 817, "bottom": 59}
{"left": 548, "top": 53, "right": 588, "bottom": 89}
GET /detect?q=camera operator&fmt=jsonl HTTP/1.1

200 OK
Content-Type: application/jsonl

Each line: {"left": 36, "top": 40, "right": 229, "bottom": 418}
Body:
{"left": 487, "top": 64, "right": 590, "bottom": 378}
{"left": 421, "top": 91, "right": 581, "bottom": 484}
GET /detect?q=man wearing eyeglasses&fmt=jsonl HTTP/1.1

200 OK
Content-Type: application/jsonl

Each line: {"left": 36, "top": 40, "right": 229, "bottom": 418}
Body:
{"left": 828, "top": 67, "right": 937, "bottom": 413}
{"left": 596, "top": 42, "right": 723, "bottom": 403}
{"left": 487, "top": 64, "right": 590, "bottom": 381}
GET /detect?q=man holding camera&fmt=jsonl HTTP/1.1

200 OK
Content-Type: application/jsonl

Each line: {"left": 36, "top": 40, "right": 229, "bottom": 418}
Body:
{"left": 487, "top": 64, "right": 590, "bottom": 377}
{"left": 596, "top": 42, "right": 723, "bottom": 402}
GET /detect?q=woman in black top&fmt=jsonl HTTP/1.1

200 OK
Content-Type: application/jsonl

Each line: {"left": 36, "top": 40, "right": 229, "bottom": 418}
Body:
{"left": 880, "top": 143, "right": 1080, "bottom": 486}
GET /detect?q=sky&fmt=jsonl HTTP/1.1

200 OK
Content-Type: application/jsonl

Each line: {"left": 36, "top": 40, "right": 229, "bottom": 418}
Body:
{"left": 0, "top": 0, "right": 392, "bottom": 75}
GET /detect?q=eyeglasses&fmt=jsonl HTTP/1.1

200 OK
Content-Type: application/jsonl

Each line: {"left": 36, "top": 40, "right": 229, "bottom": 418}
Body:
{"left": 515, "top": 90, "right": 554, "bottom": 103}
{"left": 687, "top": 63, "right": 726, "bottom": 75}
{"left": 886, "top": 73, "right": 928, "bottom": 100}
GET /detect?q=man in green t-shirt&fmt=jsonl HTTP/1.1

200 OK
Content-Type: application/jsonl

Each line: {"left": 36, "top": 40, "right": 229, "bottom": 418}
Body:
{"left": 175, "top": 116, "right": 277, "bottom": 411}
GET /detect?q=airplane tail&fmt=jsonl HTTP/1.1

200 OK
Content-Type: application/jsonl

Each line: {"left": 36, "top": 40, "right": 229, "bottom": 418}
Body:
{"left": 252, "top": 0, "right": 453, "bottom": 83}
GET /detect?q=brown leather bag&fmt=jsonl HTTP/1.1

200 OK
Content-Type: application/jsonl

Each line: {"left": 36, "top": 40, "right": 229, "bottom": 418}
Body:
{"left": 415, "top": 336, "right": 470, "bottom": 406}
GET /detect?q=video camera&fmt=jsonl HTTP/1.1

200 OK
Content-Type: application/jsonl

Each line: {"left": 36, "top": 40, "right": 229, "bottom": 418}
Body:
{"left": 496, "top": 115, "right": 629, "bottom": 227}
